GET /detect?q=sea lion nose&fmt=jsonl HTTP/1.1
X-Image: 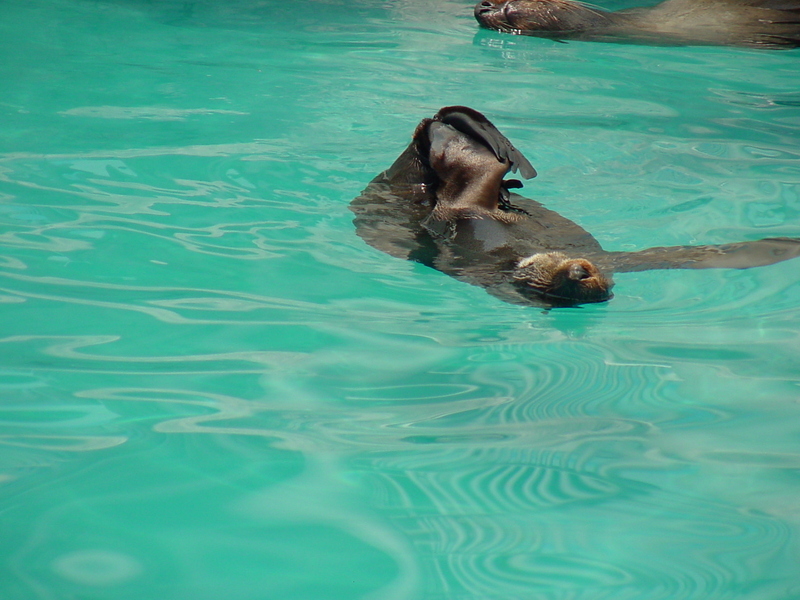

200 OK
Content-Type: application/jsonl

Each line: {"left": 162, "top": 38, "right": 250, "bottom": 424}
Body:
{"left": 476, "top": 0, "right": 496, "bottom": 15}
{"left": 568, "top": 263, "right": 591, "bottom": 280}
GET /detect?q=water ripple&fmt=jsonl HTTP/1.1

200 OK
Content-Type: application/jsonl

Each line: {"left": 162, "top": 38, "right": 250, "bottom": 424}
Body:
{"left": 60, "top": 106, "right": 248, "bottom": 121}
{"left": 362, "top": 447, "right": 793, "bottom": 599}
{"left": 2, "top": 0, "right": 799, "bottom": 598}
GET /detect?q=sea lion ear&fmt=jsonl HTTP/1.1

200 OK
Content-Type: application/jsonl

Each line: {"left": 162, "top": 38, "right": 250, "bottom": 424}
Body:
{"left": 433, "top": 106, "right": 537, "bottom": 180}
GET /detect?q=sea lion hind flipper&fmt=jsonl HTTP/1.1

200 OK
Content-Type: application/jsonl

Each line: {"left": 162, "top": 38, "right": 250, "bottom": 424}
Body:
{"left": 434, "top": 106, "right": 537, "bottom": 179}
{"left": 606, "top": 237, "right": 800, "bottom": 272}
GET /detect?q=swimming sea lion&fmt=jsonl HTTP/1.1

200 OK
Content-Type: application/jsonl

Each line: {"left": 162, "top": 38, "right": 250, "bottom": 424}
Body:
{"left": 350, "top": 106, "right": 800, "bottom": 307}
{"left": 474, "top": 0, "right": 800, "bottom": 48}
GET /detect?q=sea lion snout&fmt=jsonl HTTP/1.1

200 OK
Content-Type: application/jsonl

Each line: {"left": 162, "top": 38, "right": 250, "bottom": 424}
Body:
{"left": 568, "top": 262, "right": 591, "bottom": 281}
{"left": 475, "top": 0, "right": 498, "bottom": 16}
{"left": 475, "top": 0, "right": 556, "bottom": 32}
{"left": 474, "top": 0, "right": 517, "bottom": 31}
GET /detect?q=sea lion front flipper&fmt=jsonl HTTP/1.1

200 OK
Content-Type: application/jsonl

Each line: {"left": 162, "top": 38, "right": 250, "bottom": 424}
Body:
{"left": 434, "top": 106, "right": 537, "bottom": 179}
{"left": 605, "top": 237, "right": 800, "bottom": 272}
{"left": 350, "top": 181, "right": 438, "bottom": 261}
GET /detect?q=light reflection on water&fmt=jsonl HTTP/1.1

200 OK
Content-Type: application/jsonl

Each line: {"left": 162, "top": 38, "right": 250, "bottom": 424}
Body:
{"left": 2, "top": 0, "right": 800, "bottom": 598}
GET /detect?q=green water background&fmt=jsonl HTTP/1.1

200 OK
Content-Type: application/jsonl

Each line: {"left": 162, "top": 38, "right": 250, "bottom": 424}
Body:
{"left": 1, "top": 0, "right": 799, "bottom": 598}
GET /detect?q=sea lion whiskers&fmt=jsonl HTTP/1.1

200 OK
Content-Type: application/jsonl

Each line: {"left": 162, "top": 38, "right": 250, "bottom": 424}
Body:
{"left": 555, "top": 0, "right": 611, "bottom": 32}
{"left": 533, "top": 0, "right": 606, "bottom": 27}
{"left": 516, "top": 0, "right": 615, "bottom": 33}
{"left": 554, "top": 0, "right": 607, "bottom": 19}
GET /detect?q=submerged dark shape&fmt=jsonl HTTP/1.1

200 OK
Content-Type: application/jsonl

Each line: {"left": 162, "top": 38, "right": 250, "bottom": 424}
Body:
{"left": 350, "top": 106, "right": 800, "bottom": 308}
{"left": 474, "top": 0, "right": 800, "bottom": 48}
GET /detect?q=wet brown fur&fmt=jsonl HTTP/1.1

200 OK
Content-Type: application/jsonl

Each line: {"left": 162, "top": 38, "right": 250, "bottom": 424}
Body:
{"left": 515, "top": 252, "right": 612, "bottom": 303}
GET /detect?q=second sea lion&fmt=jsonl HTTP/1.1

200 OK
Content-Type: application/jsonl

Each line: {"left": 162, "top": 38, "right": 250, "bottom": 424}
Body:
{"left": 474, "top": 0, "right": 800, "bottom": 48}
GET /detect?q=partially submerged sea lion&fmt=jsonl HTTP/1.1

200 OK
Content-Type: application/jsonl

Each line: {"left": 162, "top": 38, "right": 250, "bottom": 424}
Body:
{"left": 350, "top": 106, "right": 800, "bottom": 307}
{"left": 474, "top": 0, "right": 800, "bottom": 48}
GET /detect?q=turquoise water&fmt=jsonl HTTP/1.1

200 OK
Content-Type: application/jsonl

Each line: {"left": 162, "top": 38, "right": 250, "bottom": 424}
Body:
{"left": 2, "top": 0, "right": 800, "bottom": 598}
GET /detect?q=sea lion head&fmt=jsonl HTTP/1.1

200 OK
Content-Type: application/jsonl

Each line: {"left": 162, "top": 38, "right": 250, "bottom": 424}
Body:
{"left": 513, "top": 252, "right": 613, "bottom": 305}
{"left": 474, "top": 0, "right": 607, "bottom": 35}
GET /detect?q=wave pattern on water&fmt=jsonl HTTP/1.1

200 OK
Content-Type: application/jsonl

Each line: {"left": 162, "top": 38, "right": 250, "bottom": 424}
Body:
{"left": 361, "top": 446, "right": 795, "bottom": 599}
{"left": 2, "top": 1, "right": 800, "bottom": 598}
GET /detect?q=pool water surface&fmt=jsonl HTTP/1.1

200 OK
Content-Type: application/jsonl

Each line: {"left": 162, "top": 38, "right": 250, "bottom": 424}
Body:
{"left": 1, "top": 0, "right": 799, "bottom": 598}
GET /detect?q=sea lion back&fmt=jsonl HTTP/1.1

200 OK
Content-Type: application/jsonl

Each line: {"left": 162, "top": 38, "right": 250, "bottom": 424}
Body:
{"left": 623, "top": 0, "right": 800, "bottom": 48}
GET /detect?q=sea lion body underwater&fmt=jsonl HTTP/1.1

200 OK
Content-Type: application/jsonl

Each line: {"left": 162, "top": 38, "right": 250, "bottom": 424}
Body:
{"left": 350, "top": 106, "right": 800, "bottom": 307}
{"left": 474, "top": 0, "right": 800, "bottom": 48}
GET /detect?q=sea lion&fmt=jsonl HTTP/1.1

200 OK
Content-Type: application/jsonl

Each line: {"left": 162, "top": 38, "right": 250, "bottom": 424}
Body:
{"left": 474, "top": 0, "right": 800, "bottom": 48}
{"left": 350, "top": 106, "right": 800, "bottom": 307}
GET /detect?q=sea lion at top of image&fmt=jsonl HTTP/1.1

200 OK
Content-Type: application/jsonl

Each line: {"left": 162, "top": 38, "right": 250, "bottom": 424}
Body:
{"left": 474, "top": 0, "right": 800, "bottom": 48}
{"left": 350, "top": 106, "right": 800, "bottom": 308}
